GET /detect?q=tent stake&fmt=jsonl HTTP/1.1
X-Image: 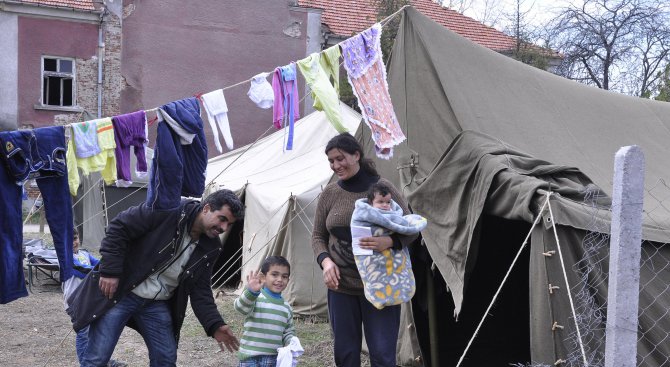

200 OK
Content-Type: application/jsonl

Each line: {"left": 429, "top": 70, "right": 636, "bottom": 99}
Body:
{"left": 426, "top": 264, "right": 439, "bottom": 367}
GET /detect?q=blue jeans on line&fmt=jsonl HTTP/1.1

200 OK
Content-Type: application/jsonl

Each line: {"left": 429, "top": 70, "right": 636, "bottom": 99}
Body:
{"left": 0, "top": 126, "right": 73, "bottom": 304}
{"left": 81, "top": 293, "right": 177, "bottom": 367}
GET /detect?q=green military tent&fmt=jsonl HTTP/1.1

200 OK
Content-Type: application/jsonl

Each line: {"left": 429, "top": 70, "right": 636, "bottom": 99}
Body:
{"left": 363, "top": 6, "right": 670, "bottom": 367}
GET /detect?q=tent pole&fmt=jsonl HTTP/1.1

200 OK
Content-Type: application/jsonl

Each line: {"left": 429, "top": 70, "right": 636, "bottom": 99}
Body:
{"left": 426, "top": 264, "right": 439, "bottom": 367}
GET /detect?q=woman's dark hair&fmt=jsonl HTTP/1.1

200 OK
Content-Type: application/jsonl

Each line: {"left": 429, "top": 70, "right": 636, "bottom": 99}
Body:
{"left": 324, "top": 133, "right": 378, "bottom": 177}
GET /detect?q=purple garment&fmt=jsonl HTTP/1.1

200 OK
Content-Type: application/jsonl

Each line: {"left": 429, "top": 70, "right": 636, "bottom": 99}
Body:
{"left": 341, "top": 23, "right": 382, "bottom": 78}
{"left": 272, "top": 64, "right": 300, "bottom": 130}
{"left": 112, "top": 110, "right": 148, "bottom": 184}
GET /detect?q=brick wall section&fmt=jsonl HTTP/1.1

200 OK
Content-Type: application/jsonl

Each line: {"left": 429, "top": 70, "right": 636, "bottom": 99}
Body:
{"left": 75, "top": 56, "right": 99, "bottom": 118}
{"left": 102, "top": 12, "right": 122, "bottom": 118}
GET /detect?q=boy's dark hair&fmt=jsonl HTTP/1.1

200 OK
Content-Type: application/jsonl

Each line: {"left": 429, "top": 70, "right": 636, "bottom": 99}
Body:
{"left": 202, "top": 189, "right": 245, "bottom": 220}
{"left": 366, "top": 182, "right": 392, "bottom": 203}
{"left": 73, "top": 227, "right": 79, "bottom": 239}
{"left": 260, "top": 256, "right": 291, "bottom": 275}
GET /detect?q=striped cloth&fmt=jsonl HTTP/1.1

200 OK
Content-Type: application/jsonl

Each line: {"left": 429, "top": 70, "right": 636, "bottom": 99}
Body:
{"left": 234, "top": 287, "right": 295, "bottom": 361}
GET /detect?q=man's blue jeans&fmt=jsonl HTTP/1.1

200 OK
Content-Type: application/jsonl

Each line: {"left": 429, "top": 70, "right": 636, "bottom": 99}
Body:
{"left": 76, "top": 326, "right": 89, "bottom": 363}
{"left": 81, "top": 292, "right": 177, "bottom": 367}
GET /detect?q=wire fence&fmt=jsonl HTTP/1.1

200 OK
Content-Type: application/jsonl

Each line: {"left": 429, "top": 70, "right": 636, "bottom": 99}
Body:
{"left": 636, "top": 179, "right": 670, "bottom": 367}
{"left": 565, "top": 176, "right": 670, "bottom": 367}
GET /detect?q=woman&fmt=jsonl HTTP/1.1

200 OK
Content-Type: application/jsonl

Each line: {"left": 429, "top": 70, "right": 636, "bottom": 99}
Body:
{"left": 312, "top": 133, "right": 417, "bottom": 367}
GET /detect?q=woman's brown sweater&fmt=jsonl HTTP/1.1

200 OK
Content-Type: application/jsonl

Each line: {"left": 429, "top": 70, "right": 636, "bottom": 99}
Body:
{"left": 311, "top": 176, "right": 414, "bottom": 295}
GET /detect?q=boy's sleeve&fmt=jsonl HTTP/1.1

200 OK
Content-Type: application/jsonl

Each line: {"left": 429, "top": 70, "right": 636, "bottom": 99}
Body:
{"left": 282, "top": 308, "right": 296, "bottom": 346}
{"left": 234, "top": 288, "right": 260, "bottom": 316}
{"left": 89, "top": 253, "right": 100, "bottom": 268}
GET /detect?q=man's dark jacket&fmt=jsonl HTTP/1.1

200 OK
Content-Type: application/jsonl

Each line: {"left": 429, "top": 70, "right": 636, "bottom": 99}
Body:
{"left": 66, "top": 199, "right": 225, "bottom": 343}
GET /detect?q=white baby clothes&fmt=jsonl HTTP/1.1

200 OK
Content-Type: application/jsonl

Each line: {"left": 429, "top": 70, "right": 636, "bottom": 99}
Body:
{"left": 201, "top": 89, "right": 234, "bottom": 152}
{"left": 72, "top": 120, "right": 101, "bottom": 158}
{"left": 248, "top": 72, "right": 274, "bottom": 109}
{"left": 276, "top": 336, "right": 304, "bottom": 367}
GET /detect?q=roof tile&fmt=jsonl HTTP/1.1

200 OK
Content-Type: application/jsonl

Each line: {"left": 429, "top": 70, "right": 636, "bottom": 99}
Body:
{"left": 298, "top": 0, "right": 518, "bottom": 51}
{"left": 16, "top": 0, "right": 96, "bottom": 11}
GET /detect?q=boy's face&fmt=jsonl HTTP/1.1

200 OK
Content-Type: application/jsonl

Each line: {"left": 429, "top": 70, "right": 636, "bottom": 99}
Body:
{"left": 371, "top": 193, "right": 392, "bottom": 211}
{"left": 73, "top": 235, "right": 80, "bottom": 253}
{"left": 261, "top": 264, "right": 290, "bottom": 294}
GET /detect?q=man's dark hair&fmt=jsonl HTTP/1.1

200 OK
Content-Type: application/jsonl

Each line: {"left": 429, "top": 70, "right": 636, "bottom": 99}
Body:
{"left": 260, "top": 256, "right": 291, "bottom": 275}
{"left": 202, "top": 189, "right": 245, "bottom": 220}
{"left": 366, "top": 182, "right": 392, "bottom": 203}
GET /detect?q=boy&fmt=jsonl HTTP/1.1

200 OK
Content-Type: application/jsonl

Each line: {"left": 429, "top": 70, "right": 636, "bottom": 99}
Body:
{"left": 234, "top": 256, "right": 296, "bottom": 367}
{"left": 350, "top": 182, "right": 427, "bottom": 309}
{"left": 62, "top": 229, "right": 126, "bottom": 367}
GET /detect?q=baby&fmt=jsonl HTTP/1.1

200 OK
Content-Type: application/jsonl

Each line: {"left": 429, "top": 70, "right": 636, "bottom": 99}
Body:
{"left": 350, "top": 182, "right": 427, "bottom": 309}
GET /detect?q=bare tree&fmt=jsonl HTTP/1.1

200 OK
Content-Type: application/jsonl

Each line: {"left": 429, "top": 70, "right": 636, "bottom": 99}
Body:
{"left": 546, "top": 0, "right": 670, "bottom": 96}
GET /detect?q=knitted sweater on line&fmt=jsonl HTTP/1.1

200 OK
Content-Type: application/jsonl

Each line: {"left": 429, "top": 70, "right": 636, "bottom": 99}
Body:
{"left": 234, "top": 288, "right": 295, "bottom": 360}
{"left": 311, "top": 175, "right": 412, "bottom": 295}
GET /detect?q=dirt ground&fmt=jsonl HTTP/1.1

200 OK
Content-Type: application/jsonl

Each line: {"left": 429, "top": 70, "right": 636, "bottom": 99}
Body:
{"left": 0, "top": 267, "right": 346, "bottom": 367}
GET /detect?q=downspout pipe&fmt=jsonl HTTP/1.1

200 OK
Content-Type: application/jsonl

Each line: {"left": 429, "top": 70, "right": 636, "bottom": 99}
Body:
{"left": 97, "top": 9, "right": 105, "bottom": 118}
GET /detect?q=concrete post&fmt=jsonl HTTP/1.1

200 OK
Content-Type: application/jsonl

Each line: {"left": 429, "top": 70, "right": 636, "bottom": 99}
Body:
{"left": 605, "top": 145, "right": 645, "bottom": 367}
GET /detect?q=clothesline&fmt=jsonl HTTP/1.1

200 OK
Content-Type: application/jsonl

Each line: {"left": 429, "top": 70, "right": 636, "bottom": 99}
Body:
{"left": 65, "top": 4, "right": 410, "bottom": 126}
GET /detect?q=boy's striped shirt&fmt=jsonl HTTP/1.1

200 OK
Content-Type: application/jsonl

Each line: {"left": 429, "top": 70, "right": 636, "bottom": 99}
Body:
{"left": 234, "top": 287, "right": 295, "bottom": 360}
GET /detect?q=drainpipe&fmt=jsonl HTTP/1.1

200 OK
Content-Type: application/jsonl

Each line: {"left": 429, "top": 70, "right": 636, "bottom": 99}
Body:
{"left": 97, "top": 9, "right": 105, "bottom": 118}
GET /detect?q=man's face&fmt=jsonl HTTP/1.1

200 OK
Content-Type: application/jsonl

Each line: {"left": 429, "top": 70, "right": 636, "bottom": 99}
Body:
{"left": 199, "top": 204, "right": 236, "bottom": 239}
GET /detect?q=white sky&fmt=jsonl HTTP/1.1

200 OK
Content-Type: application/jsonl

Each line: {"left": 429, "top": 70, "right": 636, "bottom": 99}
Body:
{"left": 456, "top": 0, "right": 573, "bottom": 33}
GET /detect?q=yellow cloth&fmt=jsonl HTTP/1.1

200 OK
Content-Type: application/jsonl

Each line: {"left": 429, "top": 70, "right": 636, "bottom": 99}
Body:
{"left": 315, "top": 44, "right": 341, "bottom": 108}
{"left": 66, "top": 118, "right": 117, "bottom": 196}
{"left": 297, "top": 52, "right": 347, "bottom": 133}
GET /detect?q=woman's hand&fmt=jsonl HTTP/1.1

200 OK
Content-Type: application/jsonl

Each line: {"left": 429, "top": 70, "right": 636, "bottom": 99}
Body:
{"left": 322, "top": 257, "right": 340, "bottom": 290}
{"left": 359, "top": 236, "right": 393, "bottom": 252}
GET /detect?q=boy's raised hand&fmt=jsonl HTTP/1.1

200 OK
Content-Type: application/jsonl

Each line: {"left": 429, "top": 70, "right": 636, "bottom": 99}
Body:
{"left": 246, "top": 270, "right": 262, "bottom": 293}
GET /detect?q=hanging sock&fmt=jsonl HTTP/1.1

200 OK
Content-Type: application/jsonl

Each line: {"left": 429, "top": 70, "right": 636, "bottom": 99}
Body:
{"left": 112, "top": 110, "right": 149, "bottom": 187}
{"left": 297, "top": 53, "right": 347, "bottom": 133}
{"left": 341, "top": 23, "right": 406, "bottom": 159}
{"left": 248, "top": 72, "right": 274, "bottom": 109}
{"left": 272, "top": 63, "right": 300, "bottom": 150}
{"left": 201, "top": 89, "right": 234, "bottom": 153}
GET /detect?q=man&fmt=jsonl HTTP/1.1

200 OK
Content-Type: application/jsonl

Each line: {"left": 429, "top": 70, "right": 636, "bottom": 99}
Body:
{"left": 67, "top": 189, "right": 244, "bottom": 366}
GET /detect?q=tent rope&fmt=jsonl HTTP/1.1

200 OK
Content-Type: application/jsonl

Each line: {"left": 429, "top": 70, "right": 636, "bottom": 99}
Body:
{"left": 41, "top": 329, "right": 73, "bottom": 367}
{"left": 455, "top": 193, "right": 552, "bottom": 367}
{"left": 546, "top": 192, "right": 589, "bottom": 367}
{"left": 213, "top": 193, "right": 321, "bottom": 292}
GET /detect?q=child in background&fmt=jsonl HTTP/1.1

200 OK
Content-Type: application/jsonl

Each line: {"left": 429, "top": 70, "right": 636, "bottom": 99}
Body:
{"left": 62, "top": 228, "right": 126, "bottom": 367}
{"left": 234, "top": 256, "right": 300, "bottom": 367}
{"left": 350, "top": 182, "right": 427, "bottom": 309}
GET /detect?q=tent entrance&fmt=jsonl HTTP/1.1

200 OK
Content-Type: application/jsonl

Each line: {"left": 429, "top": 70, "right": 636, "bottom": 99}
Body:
{"left": 212, "top": 220, "right": 243, "bottom": 289}
{"left": 411, "top": 215, "right": 531, "bottom": 366}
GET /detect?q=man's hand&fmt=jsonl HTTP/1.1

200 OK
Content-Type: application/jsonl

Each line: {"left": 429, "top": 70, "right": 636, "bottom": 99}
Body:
{"left": 359, "top": 236, "right": 393, "bottom": 252}
{"left": 321, "top": 257, "right": 340, "bottom": 290}
{"left": 213, "top": 325, "right": 239, "bottom": 352}
{"left": 99, "top": 276, "right": 119, "bottom": 300}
